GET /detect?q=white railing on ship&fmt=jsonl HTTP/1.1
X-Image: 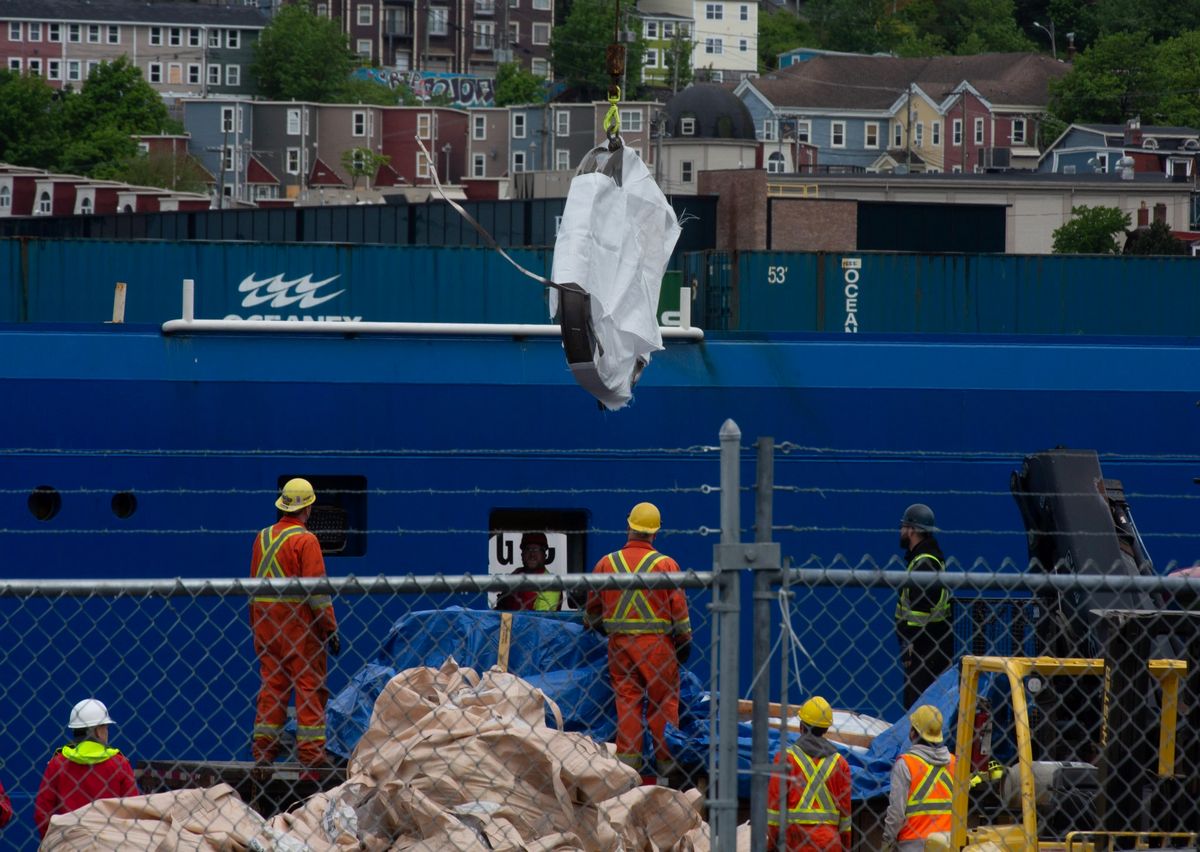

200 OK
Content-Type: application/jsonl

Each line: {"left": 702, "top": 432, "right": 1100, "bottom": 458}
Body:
{"left": 161, "top": 278, "right": 704, "bottom": 340}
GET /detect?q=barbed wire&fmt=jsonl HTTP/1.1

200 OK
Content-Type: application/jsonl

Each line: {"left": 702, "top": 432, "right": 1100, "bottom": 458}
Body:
{"left": 0, "top": 526, "right": 722, "bottom": 536}
{"left": 773, "top": 523, "right": 1200, "bottom": 538}
{"left": 773, "top": 442, "right": 1200, "bottom": 463}
{"left": 0, "top": 445, "right": 721, "bottom": 457}
{"left": 0, "top": 484, "right": 721, "bottom": 496}
{"left": 772, "top": 485, "right": 1200, "bottom": 500}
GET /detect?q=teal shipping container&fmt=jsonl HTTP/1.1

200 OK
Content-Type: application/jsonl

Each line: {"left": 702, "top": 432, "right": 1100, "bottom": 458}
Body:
{"left": 688, "top": 250, "right": 1200, "bottom": 336}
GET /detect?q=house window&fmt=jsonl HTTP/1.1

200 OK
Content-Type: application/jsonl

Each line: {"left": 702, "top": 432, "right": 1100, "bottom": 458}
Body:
{"left": 287, "top": 148, "right": 301, "bottom": 174}
{"left": 705, "top": 3, "right": 723, "bottom": 19}
{"left": 1012, "top": 117, "right": 1026, "bottom": 144}
{"left": 472, "top": 152, "right": 486, "bottom": 177}
{"left": 645, "top": 49, "right": 658, "bottom": 68}
{"left": 87, "top": 24, "right": 100, "bottom": 43}
{"left": 531, "top": 58, "right": 548, "bottom": 76}
{"left": 48, "top": 23, "right": 61, "bottom": 41}
{"left": 4, "top": 59, "right": 16, "bottom": 72}
{"left": 533, "top": 0, "right": 551, "bottom": 9}
{"left": 208, "top": 65, "right": 221, "bottom": 85}
{"left": 865, "top": 122, "right": 878, "bottom": 148}
{"left": 740, "top": 3, "right": 749, "bottom": 18}
{"left": 38, "top": 191, "right": 51, "bottom": 214}
{"left": 795, "top": 120, "right": 810, "bottom": 144}
{"left": 28, "top": 58, "right": 41, "bottom": 76}
{"left": 932, "top": 121, "right": 941, "bottom": 146}
{"left": 831, "top": 121, "right": 845, "bottom": 148}
{"left": 48, "top": 60, "right": 61, "bottom": 80}
{"left": 893, "top": 122, "right": 902, "bottom": 147}
{"left": 287, "top": 109, "right": 301, "bottom": 135}
{"left": 951, "top": 165, "right": 962, "bottom": 173}
{"left": 8, "top": 22, "right": 20, "bottom": 40}
{"left": 357, "top": 39, "right": 372, "bottom": 57}
{"left": 67, "top": 60, "right": 81, "bottom": 81}
{"left": 417, "top": 113, "right": 432, "bottom": 139}
{"left": 476, "top": 0, "right": 495, "bottom": 13}
{"left": 188, "top": 28, "right": 200, "bottom": 46}
{"left": 87, "top": 60, "right": 99, "bottom": 75}
{"left": 681, "top": 160, "right": 693, "bottom": 183}
{"left": 227, "top": 29, "right": 240, "bottom": 48}
{"left": 1094, "top": 152, "right": 1108, "bottom": 172}
{"left": 429, "top": 7, "right": 448, "bottom": 36}
{"left": 512, "top": 113, "right": 526, "bottom": 138}
{"left": 512, "top": 150, "right": 526, "bottom": 172}
{"left": 705, "top": 37, "right": 723, "bottom": 54}
{"left": 108, "top": 25, "right": 121, "bottom": 44}
{"left": 619, "top": 109, "right": 642, "bottom": 131}
{"left": 762, "top": 119, "right": 777, "bottom": 141}
{"left": 711, "top": 70, "right": 723, "bottom": 82}
{"left": 663, "top": 21, "right": 674, "bottom": 36}
{"left": 739, "top": 39, "right": 748, "bottom": 51}
{"left": 221, "top": 107, "right": 235, "bottom": 133}
{"left": 68, "top": 23, "right": 80, "bottom": 42}
{"left": 974, "top": 117, "right": 984, "bottom": 145}
{"left": 532, "top": 23, "right": 550, "bottom": 44}
{"left": 169, "top": 27, "right": 182, "bottom": 46}
{"left": 150, "top": 26, "right": 162, "bottom": 45}
{"left": 417, "top": 151, "right": 431, "bottom": 178}
{"left": 555, "top": 110, "right": 569, "bottom": 136}
{"left": 168, "top": 63, "right": 183, "bottom": 84}
{"left": 473, "top": 114, "right": 486, "bottom": 140}
{"left": 209, "top": 28, "right": 220, "bottom": 47}
{"left": 188, "top": 64, "right": 201, "bottom": 84}
{"left": 915, "top": 121, "right": 924, "bottom": 147}
{"left": 357, "top": 3, "right": 373, "bottom": 25}
{"left": 80, "top": 197, "right": 92, "bottom": 214}
{"left": 353, "top": 110, "right": 367, "bottom": 137}
{"left": 681, "top": 117, "right": 695, "bottom": 135}
{"left": 646, "top": 21, "right": 658, "bottom": 38}
{"left": 474, "top": 22, "right": 494, "bottom": 49}
{"left": 556, "top": 149, "right": 570, "bottom": 170}
{"left": 952, "top": 118, "right": 962, "bottom": 145}
{"left": 509, "top": 22, "right": 519, "bottom": 44}
{"left": 226, "top": 65, "right": 240, "bottom": 86}
{"left": 0, "top": 187, "right": 9, "bottom": 208}
{"left": 28, "top": 22, "right": 40, "bottom": 41}
{"left": 767, "top": 152, "right": 786, "bottom": 173}
{"left": 316, "top": 3, "right": 328, "bottom": 15}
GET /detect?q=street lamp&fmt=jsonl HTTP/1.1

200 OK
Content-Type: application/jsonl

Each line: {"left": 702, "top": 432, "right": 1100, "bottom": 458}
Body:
{"left": 1033, "top": 20, "right": 1056, "bottom": 60}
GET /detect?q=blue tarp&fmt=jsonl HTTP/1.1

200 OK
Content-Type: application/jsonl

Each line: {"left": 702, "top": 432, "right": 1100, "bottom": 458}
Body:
{"left": 326, "top": 606, "right": 707, "bottom": 759}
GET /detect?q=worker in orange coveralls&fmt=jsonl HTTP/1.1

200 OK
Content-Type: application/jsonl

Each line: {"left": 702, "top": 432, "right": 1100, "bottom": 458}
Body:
{"left": 585, "top": 502, "right": 691, "bottom": 782}
{"left": 767, "top": 696, "right": 852, "bottom": 852}
{"left": 250, "top": 477, "right": 340, "bottom": 777}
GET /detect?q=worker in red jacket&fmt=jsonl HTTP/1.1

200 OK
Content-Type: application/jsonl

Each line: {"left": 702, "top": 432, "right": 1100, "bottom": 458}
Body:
{"left": 34, "top": 698, "right": 138, "bottom": 838}
{"left": 251, "top": 477, "right": 340, "bottom": 775}
{"left": 767, "top": 696, "right": 852, "bottom": 851}
{"left": 585, "top": 502, "right": 691, "bottom": 781}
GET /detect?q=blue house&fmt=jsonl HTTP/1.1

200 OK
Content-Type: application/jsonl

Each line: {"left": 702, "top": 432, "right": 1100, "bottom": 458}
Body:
{"left": 1038, "top": 119, "right": 1200, "bottom": 179}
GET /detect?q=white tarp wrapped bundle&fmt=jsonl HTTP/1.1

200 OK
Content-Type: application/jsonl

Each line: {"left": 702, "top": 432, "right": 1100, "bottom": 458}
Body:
{"left": 550, "top": 145, "right": 682, "bottom": 410}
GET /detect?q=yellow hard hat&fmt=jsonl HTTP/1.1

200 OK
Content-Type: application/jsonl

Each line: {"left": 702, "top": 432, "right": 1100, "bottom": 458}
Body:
{"left": 276, "top": 478, "right": 316, "bottom": 512}
{"left": 911, "top": 704, "right": 944, "bottom": 743}
{"left": 627, "top": 502, "right": 661, "bottom": 533}
{"left": 798, "top": 696, "right": 833, "bottom": 728}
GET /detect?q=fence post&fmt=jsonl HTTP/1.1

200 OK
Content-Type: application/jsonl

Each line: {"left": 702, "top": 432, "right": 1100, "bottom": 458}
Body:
{"left": 711, "top": 418, "right": 742, "bottom": 850}
{"left": 750, "top": 437, "right": 774, "bottom": 852}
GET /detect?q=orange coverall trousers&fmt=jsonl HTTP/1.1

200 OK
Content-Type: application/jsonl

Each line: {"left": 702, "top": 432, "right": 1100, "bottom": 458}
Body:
{"left": 608, "top": 633, "right": 680, "bottom": 768}
{"left": 251, "top": 603, "right": 328, "bottom": 766}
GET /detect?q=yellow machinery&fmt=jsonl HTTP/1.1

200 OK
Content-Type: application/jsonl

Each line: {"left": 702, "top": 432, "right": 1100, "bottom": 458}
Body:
{"left": 949, "top": 655, "right": 1196, "bottom": 852}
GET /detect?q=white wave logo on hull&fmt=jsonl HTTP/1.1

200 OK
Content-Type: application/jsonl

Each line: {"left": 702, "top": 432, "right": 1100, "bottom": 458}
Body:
{"left": 225, "top": 272, "right": 362, "bottom": 321}
{"left": 238, "top": 272, "right": 345, "bottom": 308}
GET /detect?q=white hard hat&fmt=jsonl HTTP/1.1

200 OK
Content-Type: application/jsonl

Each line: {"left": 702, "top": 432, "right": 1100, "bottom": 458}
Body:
{"left": 68, "top": 698, "right": 114, "bottom": 729}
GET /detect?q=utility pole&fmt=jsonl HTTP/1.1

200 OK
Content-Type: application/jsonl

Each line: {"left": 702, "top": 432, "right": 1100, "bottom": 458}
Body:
{"left": 654, "top": 110, "right": 664, "bottom": 186}
{"left": 906, "top": 82, "right": 913, "bottom": 170}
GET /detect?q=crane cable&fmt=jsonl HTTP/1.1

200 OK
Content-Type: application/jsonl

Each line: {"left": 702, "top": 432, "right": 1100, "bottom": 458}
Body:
{"left": 601, "top": 0, "right": 626, "bottom": 150}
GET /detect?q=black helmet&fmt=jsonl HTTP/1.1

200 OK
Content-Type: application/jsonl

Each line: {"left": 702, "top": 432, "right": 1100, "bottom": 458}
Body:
{"left": 901, "top": 503, "right": 936, "bottom": 532}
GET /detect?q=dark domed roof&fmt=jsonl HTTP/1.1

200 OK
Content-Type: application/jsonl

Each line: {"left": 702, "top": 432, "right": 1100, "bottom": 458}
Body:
{"left": 664, "top": 84, "right": 756, "bottom": 140}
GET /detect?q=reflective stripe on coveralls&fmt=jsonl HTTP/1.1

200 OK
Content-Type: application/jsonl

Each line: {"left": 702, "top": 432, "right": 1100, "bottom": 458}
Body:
{"left": 766, "top": 748, "right": 845, "bottom": 827}
{"left": 894, "top": 553, "right": 951, "bottom": 626}
{"left": 604, "top": 550, "right": 673, "bottom": 634}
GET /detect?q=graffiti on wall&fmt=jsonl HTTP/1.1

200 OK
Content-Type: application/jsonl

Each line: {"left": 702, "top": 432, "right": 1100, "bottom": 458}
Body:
{"left": 355, "top": 69, "right": 496, "bottom": 107}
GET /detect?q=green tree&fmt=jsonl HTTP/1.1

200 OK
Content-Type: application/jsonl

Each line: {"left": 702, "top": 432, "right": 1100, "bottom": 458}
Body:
{"left": 494, "top": 62, "right": 547, "bottom": 106}
{"left": 59, "top": 58, "right": 179, "bottom": 176}
{"left": 757, "top": 8, "right": 815, "bottom": 71}
{"left": 0, "top": 70, "right": 62, "bottom": 169}
{"left": 336, "top": 76, "right": 404, "bottom": 106}
{"left": 663, "top": 31, "right": 694, "bottom": 91}
{"left": 1052, "top": 205, "right": 1131, "bottom": 254}
{"left": 897, "top": 0, "right": 1031, "bottom": 55}
{"left": 113, "top": 149, "right": 211, "bottom": 193}
{"left": 806, "top": 0, "right": 906, "bottom": 53}
{"left": 1153, "top": 31, "right": 1200, "bottom": 127}
{"left": 340, "top": 147, "right": 392, "bottom": 188}
{"left": 1093, "top": 0, "right": 1200, "bottom": 43}
{"left": 550, "top": 0, "right": 646, "bottom": 99}
{"left": 1048, "top": 32, "right": 1161, "bottom": 123}
{"left": 1123, "top": 219, "right": 1187, "bottom": 255}
{"left": 252, "top": 4, "right": 354, "bottom": 102}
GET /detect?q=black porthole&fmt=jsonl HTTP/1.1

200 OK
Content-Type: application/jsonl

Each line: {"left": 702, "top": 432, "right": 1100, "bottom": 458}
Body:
{"left": 28, "top": 486, "right": 61, "bottom": 522}
{"left": 111, "top": 491, "right": 138, "bottom": 519}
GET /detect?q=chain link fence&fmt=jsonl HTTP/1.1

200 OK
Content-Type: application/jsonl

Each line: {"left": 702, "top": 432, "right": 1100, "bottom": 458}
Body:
{"left": 5, "top": 423, "right": 1200, "bottom": 850}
